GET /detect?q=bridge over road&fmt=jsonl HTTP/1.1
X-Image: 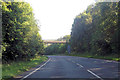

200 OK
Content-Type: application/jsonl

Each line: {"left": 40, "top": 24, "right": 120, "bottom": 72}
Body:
{"left": 43, "top": 40, "right": 66, "bottom": 44}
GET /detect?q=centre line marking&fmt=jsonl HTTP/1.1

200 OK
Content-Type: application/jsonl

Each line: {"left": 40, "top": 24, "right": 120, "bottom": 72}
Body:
{"left": 76, "top": 63, "right": 84, "bottom": 68}
{"left": 20, "top": 58, "right": 51, "bottom": 80}
{"left": 80, "top": 65, "right": 83, "bottom": 68}
{"left": 76, "top": 63, "right": 80, "bottom": 65}
{"left": 87, "top": 70, "right": 103, "bottom": 80}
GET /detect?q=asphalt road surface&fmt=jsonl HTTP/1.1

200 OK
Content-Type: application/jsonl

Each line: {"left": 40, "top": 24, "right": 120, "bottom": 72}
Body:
{"left": 21, "top": 55, "right": 119, "bottom": 80}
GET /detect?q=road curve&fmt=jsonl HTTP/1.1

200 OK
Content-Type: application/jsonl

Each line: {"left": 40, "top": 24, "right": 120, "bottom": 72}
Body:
{"left": 21, "top": 55, "right": 119, "bottom": 79}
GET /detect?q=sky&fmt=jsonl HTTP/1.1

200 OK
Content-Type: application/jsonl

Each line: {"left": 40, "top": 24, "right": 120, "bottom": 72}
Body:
{"left": 25, "top": 0, "right": 95, "bottom": 40}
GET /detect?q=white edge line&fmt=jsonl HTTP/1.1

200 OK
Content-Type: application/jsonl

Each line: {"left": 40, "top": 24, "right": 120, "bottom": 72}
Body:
{"left": 87, "top": 70, "right": 103, "bottom": 80}
{"left": 20, "top": 58, "right": 51, "bottom": 80}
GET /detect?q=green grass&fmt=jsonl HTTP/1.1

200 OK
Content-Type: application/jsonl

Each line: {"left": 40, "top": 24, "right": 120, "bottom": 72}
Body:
{"left": 0, "top": 51, "right": 1, "bottom": 79}
{"left": 66, "top": 53, "right": 120, "bottom": 61}
{"left": 2, "top": 55, "right": 48, "bottom": 79}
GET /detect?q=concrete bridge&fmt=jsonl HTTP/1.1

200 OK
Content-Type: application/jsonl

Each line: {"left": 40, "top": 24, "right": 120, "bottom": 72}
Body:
{"left": 43, "top": 41, "right": 66, "bottom": 44}
{"left": 43, "top": 40, "right": 66, "bottom": 46}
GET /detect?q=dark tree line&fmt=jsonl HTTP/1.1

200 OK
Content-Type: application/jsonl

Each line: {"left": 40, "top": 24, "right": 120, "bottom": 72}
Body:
{"left": 2, "top": 2, "right": 44, "bottom": 63}
{"left": 70, "top": 2, "right": 119, "bottom": 56}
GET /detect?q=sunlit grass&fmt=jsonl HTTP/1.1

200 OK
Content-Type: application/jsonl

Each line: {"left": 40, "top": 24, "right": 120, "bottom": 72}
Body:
{"left": 2, "top": 55, "right": 48, "bottom": 79}
{"left": 0, "top": 64, "right": 2, "bottom": 80}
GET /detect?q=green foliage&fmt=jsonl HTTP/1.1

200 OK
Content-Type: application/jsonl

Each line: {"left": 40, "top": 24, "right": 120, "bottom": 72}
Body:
{"left": 2, "top": 2, "right": 44, "bottom": 62}
{"left": 45, "top": 43, "right": 67, "bottom": 55}
{"left": 70, "top": 2, "right": 119, "bottom": 56}
{"left": 45, "top": 35, "right": 70, "bottom": 54}
{"left": 2, "top": 56, "right": 48, "bottom": 79}
{"left": 67, "top": 52, "right": 120, "bottom": 61}
{"left": 45, "top": 35, "right": 70, "bottom": 55}
{"left": 57, "top": 35, "right": 70, "bottom": 42}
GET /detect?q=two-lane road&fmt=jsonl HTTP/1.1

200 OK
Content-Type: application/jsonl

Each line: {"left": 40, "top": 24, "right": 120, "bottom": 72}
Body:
{"left": 21, "top": 56, "right": 119, "bottom": 80}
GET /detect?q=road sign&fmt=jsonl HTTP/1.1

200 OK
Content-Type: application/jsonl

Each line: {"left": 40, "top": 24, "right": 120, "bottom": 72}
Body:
{"left": 67, "top": 45, "right": 71, "bottom": 54}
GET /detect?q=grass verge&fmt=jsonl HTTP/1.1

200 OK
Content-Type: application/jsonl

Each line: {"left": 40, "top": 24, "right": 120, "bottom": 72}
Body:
{"left": 66, "top": 53, "right": 120, "bottom": 61}
{"left": 2, "top": 55, "right": 48, "bottom": 79}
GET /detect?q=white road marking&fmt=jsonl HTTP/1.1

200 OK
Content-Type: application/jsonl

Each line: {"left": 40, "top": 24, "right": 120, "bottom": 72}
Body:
{"left": 72, "top": 61, "right": 75, "bottom": 63}
{"left": 68, "top": 59, "right": 102, "bottom": 79}
{"left": 70, "top": 60, "right": 84, "bottom": 68}
{"left": 76, "top": 63, "right": 80, "bottom": 65}
{"left": 20, "top": 58, "right": 51, "bottom": 80}
{"left": 72, "top": 61, "right": 102, "bottom": 79}
{"left": 76, "top": 63, "right": 84, "bottom": 68}
{"left": 79, "top": 65, "right": 83, "bottom": 68}
{"left": 87, "top": 70, "right": 103, "bottom": 80}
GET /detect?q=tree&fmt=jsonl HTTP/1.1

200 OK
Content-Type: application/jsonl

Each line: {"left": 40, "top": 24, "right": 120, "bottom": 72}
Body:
{"left": 70, "top": 2, "right": 119, "bottom": 56}
{"left": 2, "top": 2, "right": 44, "bottom": 62}
{"left": 57, "top": 35, "right": 70, "bottom": 42}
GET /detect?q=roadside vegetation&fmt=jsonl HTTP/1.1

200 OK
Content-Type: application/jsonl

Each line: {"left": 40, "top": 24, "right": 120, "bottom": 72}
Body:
{"left": 2, "top": 56, "right": 48, "bottom": 79}
{"left": 70, "top": 2, "right": 120, "bottom": 60}
{"left": 2, "top": 1, "right": 47, "bottom": 79}
{"left": 66, "top": 53, "right": 120, "bottom": 61}
{"left": 45, "top": 43, "right": 67, "bottom": 55}
{"left": 2, "top": 1, "right": 44, "bottom": 63}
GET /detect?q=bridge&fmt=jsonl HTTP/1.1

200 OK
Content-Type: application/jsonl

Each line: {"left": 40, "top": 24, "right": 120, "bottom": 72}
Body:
{"left": 43, "top": 41, "right": 66, "bottom": 44}
{"left": 43, "top": 40, "right": 66, "bottom": 46}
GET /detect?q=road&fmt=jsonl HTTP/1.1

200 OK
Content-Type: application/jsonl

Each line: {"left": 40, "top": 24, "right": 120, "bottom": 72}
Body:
{"left": 21, "top": 55, "right": 119, "bottom": 80}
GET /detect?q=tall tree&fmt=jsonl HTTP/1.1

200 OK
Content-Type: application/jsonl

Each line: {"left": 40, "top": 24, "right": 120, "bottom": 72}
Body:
{"left": 70, "top": 2, "right": 119, "bottom": 56}
{"left": 2, "top": 2, "right": 44, "bottom": 62}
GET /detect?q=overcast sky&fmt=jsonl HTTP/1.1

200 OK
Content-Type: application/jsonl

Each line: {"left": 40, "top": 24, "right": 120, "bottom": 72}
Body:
{"left": 25, "top": 0, "right": 95, "bottom": 40}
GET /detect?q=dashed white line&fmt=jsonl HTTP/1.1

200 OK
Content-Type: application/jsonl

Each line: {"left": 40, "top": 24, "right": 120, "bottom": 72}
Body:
{"left": 76, "top": 63, "right": 84, "bottom": 68}
{"left": 72, "top": 61, "right": 75, "bottom": 63}
{"left": 66, "top": 59, "right": 103, "bottom": 79}
{"left": 70, "top": 59, "right": 103, "bottom": 80}
{"left": 87, "top": 70, "right": 103, "bottom": 80}
{"left": 79, "top": 65, "right": 83, "bottom": 68}
{"left": 20, "top": 58, "right": 51, "bottom": 80}
{"left": 76, "top": 63, "right": 80, "bottom": 65}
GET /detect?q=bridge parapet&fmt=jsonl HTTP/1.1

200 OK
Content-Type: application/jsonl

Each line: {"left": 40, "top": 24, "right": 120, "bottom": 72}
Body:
{"left": 43, "top": 41, "right": 66, "bottom": 44}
